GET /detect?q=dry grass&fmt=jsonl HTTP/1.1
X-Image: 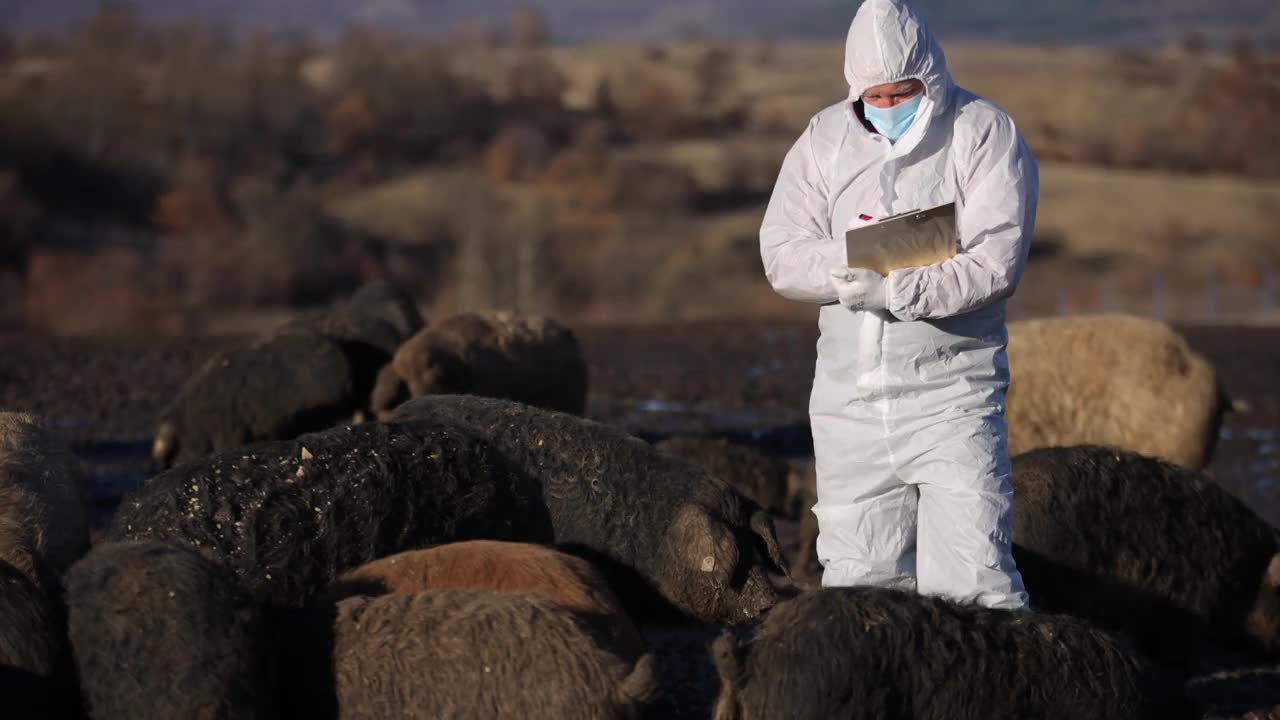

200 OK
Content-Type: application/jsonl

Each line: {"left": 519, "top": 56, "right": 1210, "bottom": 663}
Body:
{"left": 315, "top": 140, "right": 1280, "bottom": 324}
{"left": 1036, "top": 163, "right": 1280, "bottom": 263}
{"left": 5, "top": 25, "right": 1280, "bottom": 332}
{"left": 525, "top": 42, "right": 1238, "bottom": 159}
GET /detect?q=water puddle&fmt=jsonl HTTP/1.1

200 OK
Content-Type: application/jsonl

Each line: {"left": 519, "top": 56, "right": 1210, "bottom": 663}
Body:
{"left": 599, "top": 398, "right": 813, "bottom": 456}
{"left": 1207, "top": 426, "right": 1280, "bottom": 527}
{"left": 68, "top": 434, "right": 153, "bottom": 528}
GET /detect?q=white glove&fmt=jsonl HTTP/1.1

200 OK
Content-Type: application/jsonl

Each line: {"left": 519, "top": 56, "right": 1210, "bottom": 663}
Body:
{"left": 830, "top": 267, "right": 888, "bottom": 312}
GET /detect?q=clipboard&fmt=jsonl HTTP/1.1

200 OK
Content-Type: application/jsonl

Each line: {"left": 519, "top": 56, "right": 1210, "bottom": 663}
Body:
{"left": 845, "top": 202, "right": 958, "bottom": 276}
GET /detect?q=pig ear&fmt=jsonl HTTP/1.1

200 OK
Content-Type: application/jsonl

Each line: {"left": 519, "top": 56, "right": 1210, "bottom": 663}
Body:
{"left": 749, "top": 509, "right": 790, "bottom": 579}
{"left": 670, "top": 506, "right": 738, "bottom": 586}
{"left": 151, "top": 421, "right": 178, "bottom": 468}
{"left": 1266, "top": 553, "right": 1280, "bottom": 592}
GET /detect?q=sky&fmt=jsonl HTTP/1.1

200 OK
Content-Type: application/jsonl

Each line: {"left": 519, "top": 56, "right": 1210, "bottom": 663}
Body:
{"left": 5, "top": 0, "right": 1278, "bottom": 48}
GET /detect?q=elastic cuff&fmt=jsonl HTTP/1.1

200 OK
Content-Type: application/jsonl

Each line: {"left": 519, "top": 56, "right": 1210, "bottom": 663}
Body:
{"left": 883, "top": 271, "right": 908, "bottom": 320}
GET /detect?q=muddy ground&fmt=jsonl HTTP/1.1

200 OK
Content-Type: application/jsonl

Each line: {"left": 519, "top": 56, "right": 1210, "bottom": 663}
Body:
{"left": 2, "top": 320, "right": 1280, "bottom": 717}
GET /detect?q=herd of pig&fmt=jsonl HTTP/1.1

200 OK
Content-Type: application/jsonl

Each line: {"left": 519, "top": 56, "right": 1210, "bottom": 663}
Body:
{"left": 0, "top": 281, "right": 1268, "bottom": 719}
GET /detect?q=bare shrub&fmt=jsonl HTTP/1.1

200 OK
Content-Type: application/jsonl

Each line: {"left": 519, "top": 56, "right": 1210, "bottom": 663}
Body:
{"left": 601, "top": 158, "right": 697, "bottom": 214}
{"left": 0, "top": 171, "right": 40, "bottom": 271}
{"left": 484, "top": 125, "right": 552, "bottom": 183}
{"left": 330, "top": 28, "right": 497, "bottom": 167}
{"left": 614, "top": 70, "right": 694, "bottom": 141}
{"left": 238, "top": 186, "right": 368, "bottom": 306}
{"left": 510, "top": 6, "right": 549, "bottom": 49}
{"left": 542, "top": 120, "right": 611, "bottom": 190}
{"left": 25, "top": 247, "right": 162, "bottom": 334}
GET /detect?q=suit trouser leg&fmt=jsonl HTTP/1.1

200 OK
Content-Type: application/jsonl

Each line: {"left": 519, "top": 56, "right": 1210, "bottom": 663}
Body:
{"left": 897, "top": 410, "right": 1029, "bottom": 611}
{"left": 812, "top": 410, "right": 918, "bottom": 590}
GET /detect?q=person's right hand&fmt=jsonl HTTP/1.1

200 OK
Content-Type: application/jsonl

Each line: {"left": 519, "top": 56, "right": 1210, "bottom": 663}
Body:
{"left": 830, "top": 267, "right": 887, "bottom": 311}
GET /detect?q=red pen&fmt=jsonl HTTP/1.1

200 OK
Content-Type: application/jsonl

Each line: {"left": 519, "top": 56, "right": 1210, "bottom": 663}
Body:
{"left": 858, "top": 213, "right": 874, "bottom": 222}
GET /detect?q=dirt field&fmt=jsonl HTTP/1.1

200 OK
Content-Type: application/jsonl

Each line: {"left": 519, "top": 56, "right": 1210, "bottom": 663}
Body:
{"left": 3, "top": 319, "right": 1280, "bottom": 717}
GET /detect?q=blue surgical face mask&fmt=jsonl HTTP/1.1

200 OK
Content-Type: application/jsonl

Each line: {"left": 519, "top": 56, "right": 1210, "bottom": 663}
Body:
{"left": 863, "top": 92, "right": 924, "bottom": 142}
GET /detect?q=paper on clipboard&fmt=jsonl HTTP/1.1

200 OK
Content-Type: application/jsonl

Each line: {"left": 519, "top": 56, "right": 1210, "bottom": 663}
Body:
{"left": 845, "top": 202, "right": 958, "bottom": 276}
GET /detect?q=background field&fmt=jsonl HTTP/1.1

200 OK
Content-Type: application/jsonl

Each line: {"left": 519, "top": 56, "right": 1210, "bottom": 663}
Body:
{"left": 2, "top": 5, "right": 1279, "bottom": 332}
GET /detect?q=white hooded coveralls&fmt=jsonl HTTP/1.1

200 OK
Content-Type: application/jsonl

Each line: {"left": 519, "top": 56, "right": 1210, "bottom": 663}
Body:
{"left": 761, "top": 0, "right": 1036, "bottom": 610}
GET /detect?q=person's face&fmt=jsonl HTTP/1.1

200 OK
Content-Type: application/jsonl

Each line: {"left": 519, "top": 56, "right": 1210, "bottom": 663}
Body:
{"left": 860, "top": 79, "right": 924, "bottom": 109}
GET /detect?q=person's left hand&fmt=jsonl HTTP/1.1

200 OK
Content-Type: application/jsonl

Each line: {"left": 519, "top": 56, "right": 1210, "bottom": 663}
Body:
{"left": 830, "top": 267, "right": 887, "bottom": 311}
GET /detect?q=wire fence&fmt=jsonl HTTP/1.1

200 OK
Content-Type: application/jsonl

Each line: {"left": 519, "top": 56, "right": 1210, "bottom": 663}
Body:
{"left": 1009, "top": 260, "right": 1280, "bottom": 325}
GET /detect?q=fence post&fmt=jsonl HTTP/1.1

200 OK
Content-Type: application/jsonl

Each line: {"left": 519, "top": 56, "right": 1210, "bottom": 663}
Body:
{"left": 1151, "top": 271, "right": 1166, "bottom": 321}
{"left": 1263, "top": 259, "right": 1276, "bottom": 317}
{"left": 1204, "top": 265, "right": 1218, "bottom": 323}
{"left": 460, "top": 194, "right": 487, "bottom": 312}
{"left": 514, "top": 196, "right": 546, "bottom": 315}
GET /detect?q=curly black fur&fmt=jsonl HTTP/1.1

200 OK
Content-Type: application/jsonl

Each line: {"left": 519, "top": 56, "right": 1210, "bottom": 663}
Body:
{"left": 654, "top": 436, "right": 802, "bottom": 520}
{"left": 0, "top": 412, "right": 91, "bottom": 589}
{"left": 282, "top": 281, "right": 424, "bottom": 411}
{"left": 711, "top": 586, "right": 1195, "bottom": 720}
{"left": 65, "top": 541, "right": 275, "bottom": 720}
{"left": 391, "top": 312, "right": 588, "bottom": 415}
{"left": 388, "top": 395, "right": 790, "bottom": 624}
{"left": 278, "top": 589, "right": 656, "bottom": 720}
{"left": 153, "top": 282, "right": 422, "bottom": 470}
{"left": 112, "top": 421, "right": 551, "bottom": 609}
{"left": 0, "top": 559, "right": 73, "bottom": 719}
{"left": 152, "top": 329, "right": 357, "bottom": 470}
{"left": 1012, "top": 445, "right": 1280, "bottom": 663}
{"left": 340, "top": 280, "right": 424, "bottom": 343}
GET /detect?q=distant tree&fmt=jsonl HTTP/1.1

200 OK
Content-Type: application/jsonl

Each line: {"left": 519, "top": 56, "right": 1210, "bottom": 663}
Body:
{"left": 46, "top": 0, "right": 145, "bottom": 160}
{"left": 511, "top": 6, "right": 549, "bottom": 49}
{"left": 694, "top": 45, "right": 737, "bottom": 121}
{"left": 507, "top": 52, "right": 567, "bottom": 105}
{"left": 1231, "top": 32, "right": 1257, "bottom": 69}
{"left": 152, "top": 158, "right": 231, "bottom": 236}
{"left": 0, "top": 31, "right": 14, "bottom": 68}
{"left": 1180, "top": 29, "right": 1206, "bottom": 58}
{"left": 329, "top": 92, "right": 377, "bottom": 157}
{"left": 0, "top": 171, "right": 40, "bottom": 271}
{"left": 591, "top": 77, "right": 617, "bottom": 119}
{"left": 753, "top": 37, "right": 778, "bottom": 66}
{"left": 449, "top": 17, "right": 502, "bottom": 49}
{"left": 15, "top": 29, "right": 60, "bottom": 56}
{"left": 483, "top": 124, "right": 551, "bottom": 183}
{"left": 80, "top": 0, "right": 141, "bottom": 54}
{"left": 645, "top": 44, "right": 668, "bottom": 64}
{"left": 147, "top": 20, "right": 236, "bottom": 162}
{"left": 330, "top": 31, "right": 496, "bottom": 166}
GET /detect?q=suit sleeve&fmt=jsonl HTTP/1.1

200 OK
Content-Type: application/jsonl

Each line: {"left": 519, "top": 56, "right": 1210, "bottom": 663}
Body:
{"left": 884, "top": 113, "right": 1039, "bottom": 321}
{"left": 759, "top": 121, "right": 845, "bottom": 305}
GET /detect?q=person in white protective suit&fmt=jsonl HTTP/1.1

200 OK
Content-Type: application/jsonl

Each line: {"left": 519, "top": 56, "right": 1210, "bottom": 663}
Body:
{"left": 759, "top": 0, "right": 1037, "bottom": 610}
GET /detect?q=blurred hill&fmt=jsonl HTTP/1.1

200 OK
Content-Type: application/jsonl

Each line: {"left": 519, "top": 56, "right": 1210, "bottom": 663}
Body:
{"left": 8, "top": 0, "right": 1280, "bottom": 48}
{"left": 2, "top": 3, "right": 1280, "bottom": 333}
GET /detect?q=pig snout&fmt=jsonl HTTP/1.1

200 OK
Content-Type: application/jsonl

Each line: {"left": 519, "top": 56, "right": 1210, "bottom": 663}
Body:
{"left": 738, "top": 567, "right": 784, "bottom": 619}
